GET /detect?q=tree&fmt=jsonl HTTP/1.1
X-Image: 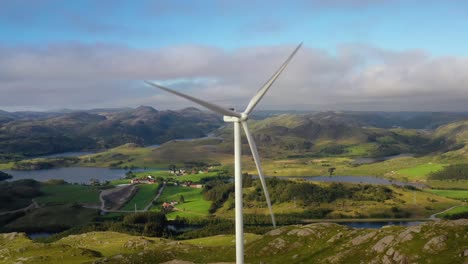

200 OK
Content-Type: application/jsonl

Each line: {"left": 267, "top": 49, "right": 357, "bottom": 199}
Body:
{"left": 169, "top": 164, "right": 176, "bottom": 172}
{"left": 328, "top": 167, "right": 336, "bottom": 176}
{"left": 179, "top": 195, "right": 185, "bottom": 203}
{"left": 125, "top": 170, "right": 135, "bottom": 179}
{"left": 0, "top": 171, "right": 13, "bottom": 181}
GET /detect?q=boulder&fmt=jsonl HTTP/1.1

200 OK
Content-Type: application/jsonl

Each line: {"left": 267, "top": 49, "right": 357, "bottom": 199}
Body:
{"left": 266, "top": 228, "right": 286, "bottom": 236}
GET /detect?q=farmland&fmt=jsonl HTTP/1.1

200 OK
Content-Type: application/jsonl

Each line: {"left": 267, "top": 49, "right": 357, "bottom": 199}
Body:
{"left": 153, "top": 186, "right": 211, "bottom": 219}
{"left": 120, "top": 183, "right": 161, "bottom": 211}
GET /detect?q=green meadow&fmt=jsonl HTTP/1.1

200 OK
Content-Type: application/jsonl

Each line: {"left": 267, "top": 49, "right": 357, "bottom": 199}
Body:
{"left": 154, "top": 186, "right": 211, "bottom": 219}
{"left": 121, "top": 184, "right": 160, "bottom": 211}
{"left": 36, "top": 184, "right": 101, "bottom": 205}
{"left": 438, "top": 205, "right": 468, "bottom": 218}
{"left": 426, "top": 189, "right": 468, "bottom": 200}
{"left": 396, "top": 163, "right": 445, "bottom": 180}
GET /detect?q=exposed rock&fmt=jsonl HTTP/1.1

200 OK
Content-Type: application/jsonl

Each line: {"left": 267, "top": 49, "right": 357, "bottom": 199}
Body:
{"left": 423, "top": 235, "right": 448, "bottom": 252}
{"left": 351, "top": 231, "right": 377, "bottom": 246}
{"left": 372, "top": 235, "right": 395, "bottom": 253}
{"left": 407, "top": 225, "right": 422, "bottom": 233}
{"left": 268, "top": 238, "right": 287, "bottom": 250}
{"left": 287, "top": 228, "right": 317, "bottom": 237}
{"left": 382, "top": 254, "right": 392, "bottom": 264}
{"left": 2, "top": 233, "right": 19, "bottom": 240}
{"left": 124, "top": 237, "right": 153, "bottom": 249}
{"left": 393, "top": 250, "right": 408, "bottom": 263}
{"left": 441, "top": 219, "right": 468, "bottom": 227}
{"left": 464, "top": 249, "right": 468, "bottom": 257}
{"left": 327, "top": 232, "right": 344, "bottom": 243}
{"left": 398, "top": 230, "right": 414, "bottom": 243}
{"left": 266, "top": 228, "right": 286, "bottom": 236}
{"left": 386, "top": 247, "right": 395, "bottom": 256}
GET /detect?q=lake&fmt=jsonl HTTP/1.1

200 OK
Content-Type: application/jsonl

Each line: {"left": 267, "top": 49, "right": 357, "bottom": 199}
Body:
{"left": 5, "top": 167, "right": 156, "bottom": 184}
{"left": 27, "top": 232, "right": 57, "bottom": 239}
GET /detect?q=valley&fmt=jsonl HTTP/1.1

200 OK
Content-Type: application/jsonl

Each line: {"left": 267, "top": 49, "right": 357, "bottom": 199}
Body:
{"left": 1, "top": 109, "right": 468, "bottom": 263}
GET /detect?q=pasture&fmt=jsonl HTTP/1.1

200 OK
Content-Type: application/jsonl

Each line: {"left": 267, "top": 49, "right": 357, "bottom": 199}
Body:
{"left": 396, "top": 163, "right": 445, "bottom": 180}
{"left": 426, "top": 189, "right": 468, "bottom": 200}
{"left": 36, "top": 184, "right": 101, "bottom": 205}
{"left": 121, "top": 183, "right": 160, "bottom": 211}
{"left": 154, "top": 186, "right": 211, "bottom": 219}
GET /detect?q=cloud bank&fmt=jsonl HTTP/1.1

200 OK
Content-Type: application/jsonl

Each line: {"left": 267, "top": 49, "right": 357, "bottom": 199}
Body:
{"left": 1, "top": 43, "right": 467, "bottom": 111}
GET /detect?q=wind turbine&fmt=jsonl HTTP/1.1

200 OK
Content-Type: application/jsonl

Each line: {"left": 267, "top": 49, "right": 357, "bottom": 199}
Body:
{"left": 145, "top": 43, "right": 302, "bottom": 264}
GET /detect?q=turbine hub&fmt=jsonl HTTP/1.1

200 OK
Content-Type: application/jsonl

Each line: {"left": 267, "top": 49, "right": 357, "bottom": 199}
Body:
{"left": 223, "top": 113, "right": 248, "bottom": 123}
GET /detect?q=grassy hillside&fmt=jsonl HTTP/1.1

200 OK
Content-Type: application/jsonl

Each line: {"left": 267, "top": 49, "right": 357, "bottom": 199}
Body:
{"left": 0, "top": 220, "right": 467, "bottom": 263}
{"left": 0, "top": 106, "right": 221, "bottom": 158}
{"left": 434, "top": 120, "right": 468, "bottom": 144}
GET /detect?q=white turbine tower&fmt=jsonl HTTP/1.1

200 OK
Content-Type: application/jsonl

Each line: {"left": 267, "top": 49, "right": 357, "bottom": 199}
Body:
{"left": 145, "top": 43, "right": 302, "bottom": 264}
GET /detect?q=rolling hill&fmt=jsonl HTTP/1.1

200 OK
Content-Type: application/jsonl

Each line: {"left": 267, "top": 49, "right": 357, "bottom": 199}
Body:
{"left": 0, "top": 106, "right": 222, "bottom": 158}
{"left": 0, "top": 220, "right": 467, "bottom": 263}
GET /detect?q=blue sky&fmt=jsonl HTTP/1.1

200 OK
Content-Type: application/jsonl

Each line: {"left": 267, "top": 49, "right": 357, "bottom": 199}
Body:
{"left": 1, "top": 0, "right": 467, "bottom": 54}
{"left": 1, "top": 0, "right": 468, "bottom": 111}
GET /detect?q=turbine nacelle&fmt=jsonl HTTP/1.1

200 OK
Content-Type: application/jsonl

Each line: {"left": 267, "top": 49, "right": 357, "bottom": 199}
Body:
{"left": 223, "top": 113, "right": 248, "bottom": 122}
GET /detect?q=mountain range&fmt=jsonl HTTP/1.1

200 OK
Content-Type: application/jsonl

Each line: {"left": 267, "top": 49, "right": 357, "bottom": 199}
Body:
{"left": 1, "top": 108, "right": 468, "bottom": 160}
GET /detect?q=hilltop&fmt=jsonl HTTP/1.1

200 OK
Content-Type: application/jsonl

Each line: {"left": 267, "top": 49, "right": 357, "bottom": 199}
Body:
{"left": 0, "top": 107, "right": 221, "bottom": 158}
{"left": 0, "top": 220, "right": 466, "bottom": 263}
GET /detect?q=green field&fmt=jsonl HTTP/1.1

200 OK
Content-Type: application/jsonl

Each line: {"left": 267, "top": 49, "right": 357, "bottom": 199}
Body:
{"left": 36, "top": 184, "right": 101, "bottom": 205}
{"left": 0, "top": 162, "right": 13, "bottom": 170}
{"left": 154, "top": 186, "right": 211, "bottom": 219}
{"left": 3, "top": 205, "right": 98, "bottom": 232}
{"left": 427, "top": 180, "right": 468, "bottom": 190}
{"left": 395, "top": 163, "right": 445, "bottom": 180}
{"left": 426, "top": 189, "right": 468, "bottom": 200}
{"left": 438, "top": 205, "right": 468, "bottom": 217}
{"left": 121, "top": 184, "right": 160, "bottom": 211}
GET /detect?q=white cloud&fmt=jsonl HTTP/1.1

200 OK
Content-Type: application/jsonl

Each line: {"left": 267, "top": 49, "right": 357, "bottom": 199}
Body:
{"left": 0, "top": 43, "right": 467, "bottom": 111}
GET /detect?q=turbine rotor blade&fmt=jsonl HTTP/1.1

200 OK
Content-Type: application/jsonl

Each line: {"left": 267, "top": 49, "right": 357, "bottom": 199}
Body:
{"left": 145, "top": 81, "right": 241, "bottom": 118}
{"left": 243, "top": 42, "right": 302, "bottom": 115}
{"left": 241, "top": 121, "right": 276, "bottom": 227}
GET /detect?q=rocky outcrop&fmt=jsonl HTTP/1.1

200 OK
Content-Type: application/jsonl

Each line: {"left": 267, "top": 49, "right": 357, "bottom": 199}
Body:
{"left": 423, "top": 235, "right": 448, "bottom": 253}
{"left": 350, "top": 231, "right": 377, "bottom": 246}
{"left": 372, "top": 235, "right": 395, "bottom": 253}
